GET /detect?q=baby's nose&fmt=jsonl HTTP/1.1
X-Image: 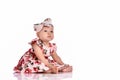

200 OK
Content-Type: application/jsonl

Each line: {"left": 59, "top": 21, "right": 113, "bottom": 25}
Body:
{"left": 47, "top": 32, "right": 51, "bottom": 35}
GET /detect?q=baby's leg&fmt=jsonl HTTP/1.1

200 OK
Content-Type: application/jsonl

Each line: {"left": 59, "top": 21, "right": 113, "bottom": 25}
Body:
{"left": 44, "top": 69, "right": 52, "bottom": 73}
{"left": 44, "top": 67, "right": 58, "bottom": 74}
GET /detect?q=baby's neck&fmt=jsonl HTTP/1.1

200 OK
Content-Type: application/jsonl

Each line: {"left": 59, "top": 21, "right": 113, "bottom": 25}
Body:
{"left": 38, "top": 39, "right": 50, "bottom": 47}
{"left": 43, "top": 42, "right": 50, "bottom": 46}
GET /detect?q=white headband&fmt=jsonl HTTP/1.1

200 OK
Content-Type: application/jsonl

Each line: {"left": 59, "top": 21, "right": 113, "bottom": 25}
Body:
{"left": 34, "top": 18, "right": 53, "bottom": 32}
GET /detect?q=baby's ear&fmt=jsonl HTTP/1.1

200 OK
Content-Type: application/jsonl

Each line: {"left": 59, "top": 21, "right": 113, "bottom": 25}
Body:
{"left": 36, "top": 32, "right": 39, "bottom": 37}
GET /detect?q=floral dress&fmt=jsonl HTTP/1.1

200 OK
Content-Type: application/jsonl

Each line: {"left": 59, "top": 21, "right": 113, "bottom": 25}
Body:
{"left": 14, "top": 38, "right": 62, "bottom": 73}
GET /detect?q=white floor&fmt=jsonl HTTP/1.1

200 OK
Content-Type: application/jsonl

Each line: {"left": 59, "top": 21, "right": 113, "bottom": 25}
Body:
{"left": 13, "top": 72, "right": 72, "bottom": 80}
{"left": 1, "top": 71, "right": 73, "bottom": 80}
{"left": 1, "top": 65, "right": 120, "bottom": 80}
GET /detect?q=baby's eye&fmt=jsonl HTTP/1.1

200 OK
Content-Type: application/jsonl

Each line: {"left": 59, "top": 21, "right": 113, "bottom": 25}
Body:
{"left": 44, "top": 30, "right": 47, "bottom": 32}
{"left": 50, "top": 31, "right": 53, "bottom": 33}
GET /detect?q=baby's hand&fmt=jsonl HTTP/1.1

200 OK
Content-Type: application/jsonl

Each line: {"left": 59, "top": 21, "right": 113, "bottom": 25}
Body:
{"left": 51, "top": 66, "right": 58, "bottom": 74}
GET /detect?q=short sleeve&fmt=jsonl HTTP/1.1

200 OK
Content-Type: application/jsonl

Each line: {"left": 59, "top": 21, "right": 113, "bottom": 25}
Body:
{"left": 28, "top": 38, "right": 44, "bottom": 50}
{"left": 28, "top": 38, "right": 38, "bottom": 45}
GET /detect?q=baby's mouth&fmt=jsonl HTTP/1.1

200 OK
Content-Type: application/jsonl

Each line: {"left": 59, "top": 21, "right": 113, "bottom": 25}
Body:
{"left": 47, "top": 36, "right": 51, "bottom": 38}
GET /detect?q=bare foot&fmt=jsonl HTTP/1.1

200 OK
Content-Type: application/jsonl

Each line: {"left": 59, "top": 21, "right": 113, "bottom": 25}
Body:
{"left": 58, "top": 65, "right": 69, "bottom": 72}
{"left": 62, "top": 66, "right": 72, "bottom": 72}
{"left": 44, "top": 69, "right": 52, "bottom": 73}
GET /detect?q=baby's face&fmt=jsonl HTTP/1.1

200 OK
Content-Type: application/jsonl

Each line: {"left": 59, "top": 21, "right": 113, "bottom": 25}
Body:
{"left": 37, "top": 26, "right": 54, "bottom": 42}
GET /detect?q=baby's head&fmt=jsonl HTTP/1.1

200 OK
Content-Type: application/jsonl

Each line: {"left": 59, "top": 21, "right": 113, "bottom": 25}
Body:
{"left": 34, "top": 18, "right": 54, "bottom": 41}
{"left": 34, "top": 18, "right": 53, "bottom": 33}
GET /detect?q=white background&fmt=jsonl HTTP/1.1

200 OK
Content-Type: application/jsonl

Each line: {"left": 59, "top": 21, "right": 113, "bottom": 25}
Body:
{"left": 0, "top": 0, "right": 120, "bottom": 80}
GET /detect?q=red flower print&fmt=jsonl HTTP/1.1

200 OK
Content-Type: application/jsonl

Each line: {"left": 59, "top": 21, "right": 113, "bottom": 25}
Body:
{"left": 51, "top": 60, "right": 54, "bottom": 63}
{"left": 35, "top": 60, "right": 41, "bottom": 64}
{"left": 33, "top": 67, "right": 39, "bottom": 72}
{"left": 24, "top": 68, "right": 32, "bottom": 73}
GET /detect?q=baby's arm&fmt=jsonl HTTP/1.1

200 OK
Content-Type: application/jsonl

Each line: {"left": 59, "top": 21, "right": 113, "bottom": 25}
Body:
{"left": 51, "top": 52, "right": 64, "bottom": 65}
{"left": 32, "top": 43, "right": 58, "bottom": 73}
